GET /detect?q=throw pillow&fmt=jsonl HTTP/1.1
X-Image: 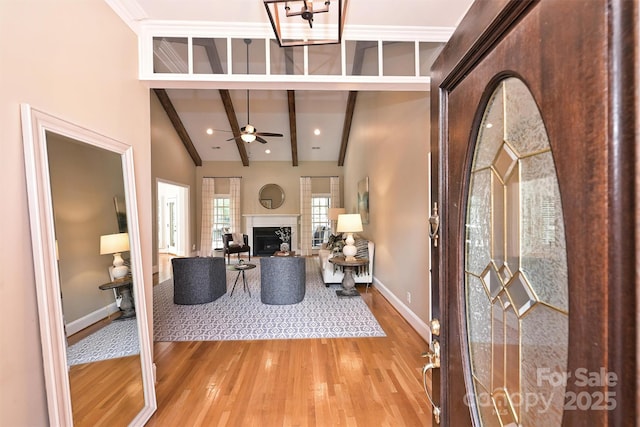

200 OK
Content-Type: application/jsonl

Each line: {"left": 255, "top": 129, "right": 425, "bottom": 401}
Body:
{"left": 232, "top": 233, "right": 244, "bottom": 247}
{"left": 354, "top": 238, "right": 369, "bottom": 259}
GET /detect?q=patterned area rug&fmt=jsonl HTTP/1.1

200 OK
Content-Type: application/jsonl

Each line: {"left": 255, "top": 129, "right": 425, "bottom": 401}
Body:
{"left": 66, "top": 317, "right": 140, "bottom": 366}
{"left": 153, "top": 257, "right": 386, "bottom": 341}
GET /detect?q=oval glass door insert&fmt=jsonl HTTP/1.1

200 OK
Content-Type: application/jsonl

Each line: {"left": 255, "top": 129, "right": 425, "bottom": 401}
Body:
{"left": 465, "top": 77, "right": 569, "bottom": 426}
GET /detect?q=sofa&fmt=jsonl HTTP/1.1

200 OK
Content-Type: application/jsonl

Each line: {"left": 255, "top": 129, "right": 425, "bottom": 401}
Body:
{"left": 317, "top": 238, "right": 374, "bottom": 287}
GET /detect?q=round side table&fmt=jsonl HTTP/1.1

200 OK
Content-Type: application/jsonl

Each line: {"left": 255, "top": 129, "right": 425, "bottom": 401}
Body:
{"left": 328, "top": 256, "right": 369, "bottom": 297}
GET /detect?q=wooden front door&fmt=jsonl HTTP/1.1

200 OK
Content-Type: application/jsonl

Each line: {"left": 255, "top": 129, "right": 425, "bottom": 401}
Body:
{"left": 428, "top": 0, "right": 637, "bottom": 425}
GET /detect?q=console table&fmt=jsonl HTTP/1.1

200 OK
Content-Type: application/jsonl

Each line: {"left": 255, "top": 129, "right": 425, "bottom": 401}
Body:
{"left": 329, "top": 256, "right": 369, "bottom": 297}
{"left": 99, "top": 277, "right": 135, "bottom": 318}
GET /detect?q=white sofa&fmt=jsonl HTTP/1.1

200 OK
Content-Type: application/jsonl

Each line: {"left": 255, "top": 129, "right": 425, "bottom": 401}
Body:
{"left": 317, "top": 240, "right": 374, "bottom": 287}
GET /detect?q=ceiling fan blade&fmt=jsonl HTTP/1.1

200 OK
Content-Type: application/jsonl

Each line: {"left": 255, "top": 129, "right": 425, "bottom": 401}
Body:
{"left": 255, "top": 136, "right": 268, "bottom": 144}
{"left": 256, "top": 132, "right": 283, "bottom": 137}
{"left": 225, "top": 136, "right": 241, "bottom": 142}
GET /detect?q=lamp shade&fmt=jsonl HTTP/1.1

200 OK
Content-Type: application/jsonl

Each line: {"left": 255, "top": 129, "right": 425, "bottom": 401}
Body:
{"left": 336, "top": 214, "right": 363, "bottom": 233}
{"left": 100, "top": 233, "right": 130, "bottom": 255}
{"left": 328, "top": 207, "right": 346, "bottom": 221}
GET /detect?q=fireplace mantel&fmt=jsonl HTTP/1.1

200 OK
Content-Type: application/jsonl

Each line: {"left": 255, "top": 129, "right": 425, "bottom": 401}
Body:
{"left": 243, "top": 214, "right": 300, "bottom": 255}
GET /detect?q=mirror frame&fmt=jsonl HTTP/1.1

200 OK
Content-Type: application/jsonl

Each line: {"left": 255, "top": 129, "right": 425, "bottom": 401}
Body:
{"left": 259, "top": 183, "right": 285, "bottom": 209}
{"left": 20, "top": 104, "right": 157, "bottom": 425}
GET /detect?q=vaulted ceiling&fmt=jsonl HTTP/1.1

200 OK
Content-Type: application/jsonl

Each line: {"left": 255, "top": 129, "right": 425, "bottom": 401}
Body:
{"left": 107, "top": 0, "right": 474, "bottom": 165}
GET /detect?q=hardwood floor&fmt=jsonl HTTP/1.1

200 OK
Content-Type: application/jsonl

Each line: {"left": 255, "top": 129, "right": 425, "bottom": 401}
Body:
{"left": 147, "top": 281, "right": 433, "bottom": 426}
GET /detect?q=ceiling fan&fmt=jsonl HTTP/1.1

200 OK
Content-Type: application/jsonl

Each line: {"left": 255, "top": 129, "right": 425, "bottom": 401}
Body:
{"left": 226, "top": 39, "right": 284, "bottom": 144}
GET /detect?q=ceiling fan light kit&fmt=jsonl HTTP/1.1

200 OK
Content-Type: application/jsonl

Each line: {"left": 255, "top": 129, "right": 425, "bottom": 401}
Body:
{"left": 225, "top": 39, "right": 284, "bottom": 145}
{"left": 264, "top": 0, "right": 348, "bottom": 47}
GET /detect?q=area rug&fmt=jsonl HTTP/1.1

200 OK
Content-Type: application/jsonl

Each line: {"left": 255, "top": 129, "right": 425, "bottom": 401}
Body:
{"left": 66, "top": 317, "right": 140, "bottom": 366}
{"left": 153, "top": 257, "right": 386, "bottom": 341}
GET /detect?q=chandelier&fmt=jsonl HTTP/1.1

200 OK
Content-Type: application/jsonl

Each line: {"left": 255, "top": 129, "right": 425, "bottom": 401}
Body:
{"left": 263, "top": 0, "right": 348, "bottom": 47}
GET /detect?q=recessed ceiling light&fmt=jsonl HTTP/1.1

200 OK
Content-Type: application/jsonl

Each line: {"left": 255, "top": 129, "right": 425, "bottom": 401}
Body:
{"left": 485, "top": 123, "right": 493, "bottom": 129}
{"left": 314, "top": 129, "right": 321, "bottom": 136}
{"left": 206, "top": 128, "right": 214, "bottom": 135}
{"left": 265, "top": 149, "right": 271, "bottom": 154}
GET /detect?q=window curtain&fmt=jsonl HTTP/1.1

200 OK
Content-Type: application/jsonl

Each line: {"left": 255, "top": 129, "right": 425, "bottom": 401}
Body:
{"left": 229, "top": 177, "right": 241, "bottom": 233}
{"left": 199, "top": 178, "right": 215, "bottom": 256}
{"left": 330, "top": 176, "right": 341, "bottom": 232}
{"left": 300, "top": 177, "right": 313, "bottom": 256}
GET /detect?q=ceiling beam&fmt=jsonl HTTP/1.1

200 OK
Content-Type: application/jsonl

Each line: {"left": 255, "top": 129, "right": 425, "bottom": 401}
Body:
{"left": 153, "top": 88, "right": 202, "bottom": 167}
{"left": 337, "top": 41, "right": 376, "bottom": 166}
{"left": 284, "top": 47, "right": 298, "bottom": 166}
{"left": 197, "top": 39, "right": 250, "bottom": 166}
{"left": 287, "top": 90, "right": 298, "bottom": 166}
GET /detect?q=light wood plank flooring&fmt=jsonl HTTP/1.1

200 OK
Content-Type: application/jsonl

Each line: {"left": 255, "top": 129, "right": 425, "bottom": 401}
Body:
{"left": 147, "top": 269, "right": 432, "bottom": 426}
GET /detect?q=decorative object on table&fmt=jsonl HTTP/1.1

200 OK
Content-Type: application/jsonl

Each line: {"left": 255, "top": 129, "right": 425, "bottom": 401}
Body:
{"left": 263, "top": 0, "right": 348, "bottom": 48}
{"left": 336, "top": 214, "right": 363, "bottom": 261}
{"left": 275, "top": 226, "right": 291, "bottom": 252}
{"left": 100, "top": 232, "right": 130, "bottom": 279}
{"left": 357, "top": 176, "right": 369, "bottom": 224}
{"left": 171, "top": 257, "right": 226, "bottom": 304}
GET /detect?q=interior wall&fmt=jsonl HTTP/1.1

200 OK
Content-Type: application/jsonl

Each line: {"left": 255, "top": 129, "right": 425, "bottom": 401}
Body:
{"left": 151, "top": 91, "right": 198, "bottom": 265}
{"left": 343, "top": 91, "right": 432, "bottom": 333}
{"left": 195, "top": 161, "right": 343, "bottom": 248}
{"left": 0, "top": 1, "right": 151, "bottom": 425}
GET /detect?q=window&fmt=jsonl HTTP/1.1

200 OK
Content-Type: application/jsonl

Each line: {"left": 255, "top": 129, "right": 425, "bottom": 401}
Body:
{"left": 311, "top": 195, "right": 331, "bottom": 248}
{"left": 212, "top": 196, "right": 230, "bottom": 249}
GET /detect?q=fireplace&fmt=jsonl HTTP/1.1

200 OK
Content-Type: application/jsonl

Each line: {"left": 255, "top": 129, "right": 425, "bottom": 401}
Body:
{"left": 253, "top": 227, "right": 290, "bottom": 256}
{"left": 243, "top": 214, "right": 299, "bottom": 255}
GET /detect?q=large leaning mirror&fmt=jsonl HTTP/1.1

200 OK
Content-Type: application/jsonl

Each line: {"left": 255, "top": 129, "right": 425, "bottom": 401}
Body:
{"left": 21, "top": 104, "right": 156, "bottom": 426}
{"left": 259, "top": 183, "right": 285, "bottom": 209}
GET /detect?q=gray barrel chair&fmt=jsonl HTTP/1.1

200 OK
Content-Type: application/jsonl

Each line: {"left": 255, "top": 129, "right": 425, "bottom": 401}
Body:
{"left": 172, "top": 257, "right": 226, "bottom": 304}
{"left": 260, "top": 256, "right": 306, "bottom": 305}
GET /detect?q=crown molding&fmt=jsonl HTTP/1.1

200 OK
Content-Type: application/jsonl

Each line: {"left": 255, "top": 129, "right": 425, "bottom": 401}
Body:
{"left": 104, "top": 0, "right": 147, "bottom": 34}
{"left": 137, "top": 20, "right": 454, "bottom": 42}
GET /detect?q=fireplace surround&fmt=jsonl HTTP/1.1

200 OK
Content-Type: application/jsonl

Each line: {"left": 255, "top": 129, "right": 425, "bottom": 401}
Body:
{"left": 244, "top": 214, "right": 299, "bottom": 255}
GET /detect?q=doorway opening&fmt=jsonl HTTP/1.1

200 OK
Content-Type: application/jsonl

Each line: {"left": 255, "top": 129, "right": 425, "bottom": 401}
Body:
{"left": 157, "top": 180, "right": 189, "bottom": 282}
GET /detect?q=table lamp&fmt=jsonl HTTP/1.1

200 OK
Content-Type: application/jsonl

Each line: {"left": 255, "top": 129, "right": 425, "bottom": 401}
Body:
{"left": 336, "top": 214, "right": 363, "bottom": 261}
{"left": 328, "top": 207, "right": 346, "bottom": 233}
{"left": 100, "top": 232, "right": 130, "bottom": 279}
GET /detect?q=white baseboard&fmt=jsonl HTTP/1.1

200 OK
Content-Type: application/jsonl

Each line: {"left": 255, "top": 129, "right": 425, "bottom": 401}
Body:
{"left": 372, "top": 277, "right": 431, "bottom": 343}
{"left": 65, "top": 303, "right": 120, "bottom": 337}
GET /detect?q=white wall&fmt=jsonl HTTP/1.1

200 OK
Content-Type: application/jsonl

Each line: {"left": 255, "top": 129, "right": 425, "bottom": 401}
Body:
{"left": 344, "top": 91, "right": 432, "bottom": 339}
{"left": 0, "top": 1, "right": 151, "bottom": 424}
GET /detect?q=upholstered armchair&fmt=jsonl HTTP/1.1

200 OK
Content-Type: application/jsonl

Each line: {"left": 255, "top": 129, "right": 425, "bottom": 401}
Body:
{"left": 171, "top": 257, "right": 226, "bottom": 305}
{"left": 222, "top": 233, "right": 251, "bottom": 264}
{"left": 260, "top": 256, "right": 306, "bottom": 305}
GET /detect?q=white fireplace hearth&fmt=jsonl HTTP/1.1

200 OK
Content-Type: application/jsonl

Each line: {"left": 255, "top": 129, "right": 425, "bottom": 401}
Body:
{"left": 243, "top": 214, "right": 299, "bottom": 255}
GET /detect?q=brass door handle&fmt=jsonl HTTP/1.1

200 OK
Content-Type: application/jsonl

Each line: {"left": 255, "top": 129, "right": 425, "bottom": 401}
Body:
{"left": 421, "top": 340, "right": 441, "bottom": 424}
{"left": 428, "top": 202, "right": 440, "bottom": 247}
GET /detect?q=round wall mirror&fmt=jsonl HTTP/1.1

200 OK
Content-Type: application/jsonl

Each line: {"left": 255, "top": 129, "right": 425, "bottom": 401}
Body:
{"left": 259, "top": 183, "right": 285, "bottom": 209}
